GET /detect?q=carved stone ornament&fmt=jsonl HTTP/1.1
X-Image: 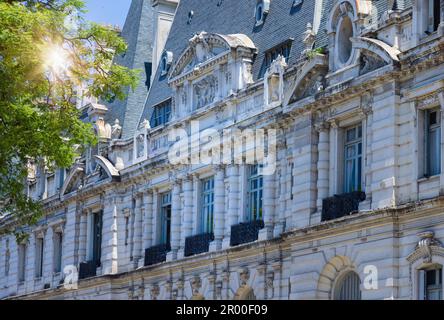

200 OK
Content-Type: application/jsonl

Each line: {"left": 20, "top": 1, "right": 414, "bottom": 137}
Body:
{"left": 302, "top": 23, "right": 316, "bottom": 54}
{"left": 190, "top": 276, "right": 202, "bottom": 297}
{"left": 150, "top": 284, "right": 160, "bottom": 300}
{"left": 239, "top": 267, "right": 250, "bottom": 286}
{"left": 265, "top": 55, "right": 287, "bottom": 106}
{"left": 95, "top": 117, "right": 112, "bottom": 140}
{"left": 194, "top": 75, "right": 218, "bottom": 109}
{"left": 136, "top": 134, "right": 145, "bottom": 158}
{"left": 111, "top": 119, "right": 122, "bottom": 140}
{"left": 359, "top": 52, "right": 387, "bottom": 76}
{"left": 407, "top": 231, "right": 444, "bottom": 264}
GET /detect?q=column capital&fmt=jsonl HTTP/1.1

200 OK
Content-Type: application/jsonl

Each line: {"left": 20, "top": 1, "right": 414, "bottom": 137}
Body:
{"left": 315, "top": 121, "right": 330, "bottom": 133}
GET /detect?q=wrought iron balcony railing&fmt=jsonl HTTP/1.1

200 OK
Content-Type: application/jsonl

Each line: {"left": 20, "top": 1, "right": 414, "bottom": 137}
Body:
{"left": 230, "top": 220, "right": 265, "bottom": 247}
{"left": 144, "top": 243, "right": 171, "bottom": 266}
{"left": 321, "top": 191, "right": 366, "bottom": 222}
{"left": 184, "top": 233, "right": 214, "bottom": 257}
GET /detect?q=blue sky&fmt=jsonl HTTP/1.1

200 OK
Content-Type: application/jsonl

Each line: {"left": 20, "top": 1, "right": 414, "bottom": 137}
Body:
{"left": 83, "top": 0, "right": 132, "bottom": 28}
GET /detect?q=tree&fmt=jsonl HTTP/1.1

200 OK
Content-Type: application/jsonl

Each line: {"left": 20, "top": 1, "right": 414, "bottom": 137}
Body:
{"left": 0, "top": 0, "right": 139, "bottom": 234}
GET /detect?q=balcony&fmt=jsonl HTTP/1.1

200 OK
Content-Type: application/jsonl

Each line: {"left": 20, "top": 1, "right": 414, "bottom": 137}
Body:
{"left": 144, "top": 243, "right": 171, "bottom": 266}
{"left": 78, "top": 261, "right": 97, "bottom": 280}
{"left": 230, "top": 220, "right": 264, "bottom": 247}
{"left": 321, "top": 191, "right": 366, "bottom": 222}
{"left": 184, "top": 233, "right": 214, "bottom": 257}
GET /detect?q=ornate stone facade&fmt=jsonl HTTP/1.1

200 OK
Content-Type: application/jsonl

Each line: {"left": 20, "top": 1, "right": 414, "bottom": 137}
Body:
{"left": 2, "top": 0, "right": 444, "bottom": 300}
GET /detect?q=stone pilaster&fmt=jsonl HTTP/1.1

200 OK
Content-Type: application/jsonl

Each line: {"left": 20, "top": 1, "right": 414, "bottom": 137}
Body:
{"left": 274, "top": 161, "right": 285, "bottom": 237}
{"left": 222, "top": 165, "right": 239, "bottom": 249}
{"left": 132, "top": 194, "right": 143, "bottom": 268}
{"left": 102, "top": 195, "right": 118, "bottom": 275}
{"left": 210, "top": 166, "right": 225, "bottom": 251}
{"left": 142, "top": 191, "right": 154, "bottom": 253}
{"left": 178, "top": 177, "right": 193, "bottom": 259}
{"left": 259, "top": 172, "right": 275, "bottom": 241}
{"left": 43, "top": 227, "right": 54, "bottom": 285}
{"left": 77, "top": 212, "right": 87, "bottom": 264}
{"left": 167, "top": 181, "right": 181, "bottom": 261}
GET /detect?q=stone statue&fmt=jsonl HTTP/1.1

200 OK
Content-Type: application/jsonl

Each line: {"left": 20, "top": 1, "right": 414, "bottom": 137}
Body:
{"left": 111, "top": 119, "right": 122, "bottom": 140}
{"left": 302, "top": 23, "right": 316, "bottom": 55}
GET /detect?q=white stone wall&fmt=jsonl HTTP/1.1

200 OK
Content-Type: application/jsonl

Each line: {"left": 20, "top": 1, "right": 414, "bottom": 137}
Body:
{"left": 2, "top": 2, "right": 444, "bottom": 300}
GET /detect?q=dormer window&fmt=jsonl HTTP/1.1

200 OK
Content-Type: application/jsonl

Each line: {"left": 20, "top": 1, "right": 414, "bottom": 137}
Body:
{"left": 260, "top": 40, "right": 292, "bottom": 78}
{"left": 255, "top": 0, "right": 270, "bottom": 26}
{"left": 150, "top": 99, "right": 172, "bottom": 128}
{"left": 160, "top": 51, "right": 173, "bottom": 77}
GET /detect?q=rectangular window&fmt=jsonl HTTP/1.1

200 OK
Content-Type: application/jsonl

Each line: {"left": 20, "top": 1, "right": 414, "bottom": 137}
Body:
{"left": 150, "top": 100, "right": 172, "bottom": 128}
{"left": 46, "top": 175, "right": 55, "bottom": 197}
{"left": 89, "top": 212, "right": 103, "bottom": 267}
{"left": 201, "top": 177, "right": 215, "bottom": 233}
{"left": 247, "top": 165, "right": 263, "bottom": 221}
{"left": 53, "top": 232, "right": 63, "bottom": 273}
{"left": 58, "top": 168, "right": 65, "bottom": 190}
{"left": 425, "top": 109, "right": 441, "bottom": 176}
{"left": 425, "top": 267, "right": 443, "bottom": 300}
{"left": 344, "top": 124, "right": 363, "bottom": 193}
{"left": 35, "top": 237, "right": 44, "bottom": 278}
{"left": 160, "top": 192, "right": 172, "bottom": 246}
{"left": 18, "top": 244, "right": 26, "bottom": 283}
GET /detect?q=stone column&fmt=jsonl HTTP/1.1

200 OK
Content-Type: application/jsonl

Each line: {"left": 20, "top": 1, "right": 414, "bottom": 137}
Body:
{"left": 142, "top": 191, "right": 154, "bottom": 252}
{"left": 316, "top": 122, "right": 330, "bottom": 214}
{"left": 178, "top": 176, "right": 193, "bottom": 259}
{"left": 222, "top": 165, "right": 239, "bottom": 249}
{"left": 78, "top": 212, "right": 87, "bottom": 263}
{"left": 132, "top": 194, "right": 143, "bottom": 268}
{"left": 259, "top": 172, "right": 275, "bottom": 241}
{"left": 210, "top": 166, "right": 225, "bottom": 251}
{"left": 167, "top": 181, "right": 181, "bottom": 261}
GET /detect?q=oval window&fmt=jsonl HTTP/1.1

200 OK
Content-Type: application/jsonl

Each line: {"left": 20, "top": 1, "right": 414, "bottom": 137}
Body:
{"left": 256, "top": 3, "right": 264, "bottom": 23}
{"left": 338, "top": 16, "right": 353, "bottom": 64}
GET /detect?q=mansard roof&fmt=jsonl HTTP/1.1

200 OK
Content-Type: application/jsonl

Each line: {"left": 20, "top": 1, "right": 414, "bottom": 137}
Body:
{"left": 103, "top": 0, "right": 154, "bottom": 139}
{"left": 138, "top": 0, "right": 323, "bottom": 126}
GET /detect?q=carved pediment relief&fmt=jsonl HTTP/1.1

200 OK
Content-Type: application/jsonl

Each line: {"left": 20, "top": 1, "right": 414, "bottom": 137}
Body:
{"left": 358, "top": 50, "right": 387, "bottom": 75}
{"left": 407, "top": 231, "right": 444, "bottom": 267}
{"left": 194, "top": 74, "right": 218, "bottom": 109}
{"left": 285, "top": 54, "right": 328, "bottom": 105}
{"left": 351, "top": 37, "right": 400, "bottom": 67}
{"left": 61, "top": 164, "right": 85, "bottom": 196}
{"left": 169, "top": 32, "right": 256, "bottom": 84}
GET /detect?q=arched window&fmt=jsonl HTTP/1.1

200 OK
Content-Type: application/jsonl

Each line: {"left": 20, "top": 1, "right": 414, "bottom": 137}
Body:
{"left": 334, "top": 271, "right": 361, "bottom": 300}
